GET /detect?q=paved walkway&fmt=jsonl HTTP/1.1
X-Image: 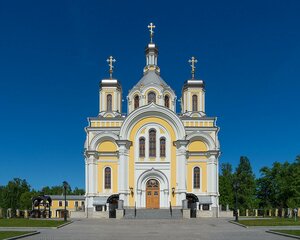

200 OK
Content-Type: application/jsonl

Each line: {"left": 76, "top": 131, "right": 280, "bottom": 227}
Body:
{"left": 23, "top": 218, "right": 293, "bottom": 240}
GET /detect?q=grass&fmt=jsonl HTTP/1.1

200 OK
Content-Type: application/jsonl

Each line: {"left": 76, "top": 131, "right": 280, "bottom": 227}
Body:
{"left": 239, "top": 217, "right": 300, "bottom": 226}
{"left": 0, "top": 218, "right": 66, "bottom": 228}
{"left": 271, "top": 230, "right": 300, "bottom": 236}
{"left": 0, "top": 231, "right": 34, "bottom": 240}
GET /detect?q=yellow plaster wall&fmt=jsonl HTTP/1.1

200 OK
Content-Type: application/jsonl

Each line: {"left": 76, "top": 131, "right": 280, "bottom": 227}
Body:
{"left": 97, "top": 141, "right": 117, "bottom": 152}
{"left": 97, "top": 163, "right": 118, "bottom": 193}
{"left": 186, "top": 161, "right": 207, "bottom": 192}
{"left": 51, "top": 200, "right": 77, "bottom": 208}
{"left": 188, "top": 140, "right": 208, "bottom": 152}
{"left": 129, "top": 117, "right": 177, "bottom": 206}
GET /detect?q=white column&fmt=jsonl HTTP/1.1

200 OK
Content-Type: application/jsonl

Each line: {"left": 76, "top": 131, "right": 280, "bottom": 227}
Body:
{"left": 203, "top": 91, "right": 205, "bottom": 113}
{"left": 187, "top": 92, "right": 191, "bottom": 112}
{"left": 113, "top": 90, "right": 117, "bottom": 111}
{"left": 207, "top": 156, "right": 214, "bottom": 194}
{"left": 116, "top": 140, "right": 131, "bottom": 207}
{"left": 199, "top": 90, "right": 203, "bottom": 112}
{"left": 87, "top": 156, "right": 98, "bottom": 195}
{"left": 174, "top": 140, "right": 189, "bottom": 206}
{"left": 85, "top": 158, "right": 89, "bottom": 195}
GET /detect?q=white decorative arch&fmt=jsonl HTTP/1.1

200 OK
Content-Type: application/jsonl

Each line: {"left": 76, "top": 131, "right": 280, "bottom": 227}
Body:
{"left": 119, "top": 103, "right": 186, "bottom": 140}
{"left": 136, "top": 168, "right": 170, "bottom": 208}
{"left": 89, "top": 132, "right": 119, "bottom": 151}
{"left": 137, "top": 168, "right": 169, "bottom": 191}
{"left": 186, "top": 131, "right": 216, "bottom": 150}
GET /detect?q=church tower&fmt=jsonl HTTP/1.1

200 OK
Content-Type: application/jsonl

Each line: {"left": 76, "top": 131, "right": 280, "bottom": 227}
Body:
{"left": 127, "top": 23, "right": 176, "bottom": 114}
{"left": 84, "top": 23, "right": 220, "bottom": 219}
{"left": 98, "top": 56, "right": 122, "bottom": 117}
{"left": 181, "top": 57, "right": 206, "bottom": 117}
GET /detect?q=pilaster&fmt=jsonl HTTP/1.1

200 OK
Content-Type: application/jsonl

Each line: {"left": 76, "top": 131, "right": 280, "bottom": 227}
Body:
{"left": 116, "top": 140, "right": 132, "bottom": 206}
{"left": 174, "top": 140, "right": 189, "bottom": 205}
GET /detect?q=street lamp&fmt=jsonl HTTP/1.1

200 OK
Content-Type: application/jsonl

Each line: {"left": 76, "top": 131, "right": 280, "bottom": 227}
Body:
{"left": 62, "top": 181, "right": 69, "bottom": 222}
{"left": 233, "top": 181, "right": 240, "bottom": 222}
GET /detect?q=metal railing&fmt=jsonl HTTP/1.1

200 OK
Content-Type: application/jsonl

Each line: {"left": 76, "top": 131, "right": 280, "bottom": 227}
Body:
{"left": 170, "top": 201, "right": 172, "bottom": 217}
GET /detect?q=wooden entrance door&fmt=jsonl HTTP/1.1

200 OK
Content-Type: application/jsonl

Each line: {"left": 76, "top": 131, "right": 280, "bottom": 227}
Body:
{"left": 146, "top": 179, "right": 160, "bottom": 209}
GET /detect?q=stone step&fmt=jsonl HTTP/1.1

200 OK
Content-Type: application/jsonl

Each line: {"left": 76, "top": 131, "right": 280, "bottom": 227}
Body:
{"left": 124, "top": 209, "right": 182, "bottom": 219}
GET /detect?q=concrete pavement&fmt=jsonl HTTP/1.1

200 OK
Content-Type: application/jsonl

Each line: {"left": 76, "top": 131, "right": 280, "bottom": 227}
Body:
{"left": 23, "top": 218, "right": 291, "bottom": 240}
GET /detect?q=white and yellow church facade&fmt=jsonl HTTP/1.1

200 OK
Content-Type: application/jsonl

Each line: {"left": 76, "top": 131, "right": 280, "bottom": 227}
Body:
{"left": 84, "top": 24, "right": 220, "bottom": 218}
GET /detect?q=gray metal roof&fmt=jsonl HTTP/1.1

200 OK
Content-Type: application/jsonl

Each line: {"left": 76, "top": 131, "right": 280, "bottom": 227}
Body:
{"left": 49, "top": 195, "right": 85, "bottom": 200}
{"left": 93, "top": 196, "right": 109, "bottom": 205}
{"left": 197, "top": 196, "right": 212, "bottom": 204}
{"left": 136, "top": 70, "right": 168, "bottom": 87}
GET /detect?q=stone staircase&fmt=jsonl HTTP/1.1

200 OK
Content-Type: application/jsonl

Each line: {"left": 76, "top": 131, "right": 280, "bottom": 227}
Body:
{"left": 124, "top": 208, "right": 182, "bottom": 219}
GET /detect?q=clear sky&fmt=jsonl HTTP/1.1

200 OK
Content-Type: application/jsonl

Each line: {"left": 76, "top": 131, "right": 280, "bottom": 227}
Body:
{"left": 0, "top": 0, "right": 299, "bottom": 190}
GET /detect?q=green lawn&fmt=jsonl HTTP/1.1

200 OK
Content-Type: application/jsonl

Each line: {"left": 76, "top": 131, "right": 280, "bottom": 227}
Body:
{"left": 271, "top": 230, "right": 300, "bottom": 236}
{"left": 239, "top": 218, "right": 300, "bottom": 226}
{"left": 0, "top": 231, "right": 34, "bottom": 240}
{"left": 0, "top": 219, "right": 66, "bottom": 227}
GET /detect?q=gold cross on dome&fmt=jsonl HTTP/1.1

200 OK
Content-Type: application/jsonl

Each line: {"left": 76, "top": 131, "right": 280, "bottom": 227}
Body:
{"left": 188, "top": 56, "right": 198, "bottom": 79}
{"left": 148, "top": 22, "right": 156, "bottom": 43}
{"left": 106, "top": 56, "right": 116, "bottom": 79}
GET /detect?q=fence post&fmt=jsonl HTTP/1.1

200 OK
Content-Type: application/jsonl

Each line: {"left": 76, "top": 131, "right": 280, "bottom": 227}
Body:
{"left": 254, "top": 209, "right": 258, "bottom": 217}
{"left": 275, "top": 208, "right": 278, "bottom": 217}
{"left": 16, "top": 209, "right": 20, "bottom": 218}
{"left": 246, "top": 209, "right": 249, "bottom": 217}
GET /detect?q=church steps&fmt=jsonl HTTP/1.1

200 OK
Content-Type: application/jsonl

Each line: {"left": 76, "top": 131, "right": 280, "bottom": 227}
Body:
{"left": 124, "top": 209, "right": 182, "bottom": 219}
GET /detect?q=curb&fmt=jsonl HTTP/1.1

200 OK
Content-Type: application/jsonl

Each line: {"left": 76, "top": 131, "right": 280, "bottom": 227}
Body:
{"left": 0, "top": 221, "right": 72, "bottom": 230}
{"left": 4, "top": 231, "right": 40, "bottom": 240}
{"left": 228, "top": 220, "right": 248, "bottom": 228}
{"left": 56, "top": 221, "right": 73, "bottom": 229}
{"left": 266, "top": 230, "right": 300, "bottom": 239}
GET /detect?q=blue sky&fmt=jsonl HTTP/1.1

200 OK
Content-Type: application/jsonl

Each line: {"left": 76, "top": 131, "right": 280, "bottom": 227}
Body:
{"left": 0, "top": 0, "right": 299, "bottom": 190}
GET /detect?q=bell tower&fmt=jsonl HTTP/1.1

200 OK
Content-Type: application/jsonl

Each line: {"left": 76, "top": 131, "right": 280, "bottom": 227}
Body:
{"left": 181, "top": 56, "right": 205, "bottom": 116}
{"left": 99, "top": 56, "right": 122, "bottom": 117}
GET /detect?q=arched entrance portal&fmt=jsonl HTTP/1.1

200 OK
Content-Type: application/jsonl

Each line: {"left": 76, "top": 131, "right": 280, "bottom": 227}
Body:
{"left": 146, "top": 179, "right": 160, "bottom": 209}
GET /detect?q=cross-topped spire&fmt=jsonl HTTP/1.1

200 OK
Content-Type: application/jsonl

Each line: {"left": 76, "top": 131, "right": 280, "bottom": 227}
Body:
{"left": 106, "top": 56, "right": 116, "bottom": 79}
{"left": 188, "top": 56, "right": 198, "bottom": 79}
{"left": 148, "top": 22, "right": 156, "bottom": 43}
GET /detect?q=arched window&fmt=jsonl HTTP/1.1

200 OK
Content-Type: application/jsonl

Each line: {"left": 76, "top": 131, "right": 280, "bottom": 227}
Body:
{"left": 192, "top": 95, "right": 198, "bottom": 111}
{"left": 107, "top": 94, "right": 112, "bottom": 112}
{"left": 160, "top": 137, "right": 166, "bottom": 157}
{"left": 193, "top": 167, "right": 200, "bottom": 189}
{"left": 104, "top": 167, "right": 111, "bottom": 189}
{"left": 139, "top": 137, "right": 145, "bottom": 157}
{"left": 164, "top": 95, "right": 170, "bottom": 108}
{"left": 134, "top": 95, "right": 139, "bottom": 109}
{"left": 149, "top": 129, "right": 156, "bottom": 157}
{"left": 148, "top": 91, "right": 156, "bottom": 104}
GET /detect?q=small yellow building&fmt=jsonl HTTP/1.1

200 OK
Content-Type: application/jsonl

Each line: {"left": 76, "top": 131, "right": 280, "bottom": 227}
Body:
{"left": 84, "top": 24, "right": 220, "bottom": 218}
{"left": 49, "top": 195, "right": 85, "bottom": 218}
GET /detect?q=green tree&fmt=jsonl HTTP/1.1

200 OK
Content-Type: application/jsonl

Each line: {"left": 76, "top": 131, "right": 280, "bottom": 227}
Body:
{"left": 41, "top": 185, "right": 72, "bottom": 195}
{"left": 72, "top": 187, "right": 85, "bottom": 195}
{"left": 256, "top": 156, "right": 300, "bottom": 209}
{"left": 1, "top": 178, "right": 30, "bottom": 210}
{"left": 19, "top": 191, "right": 36, "bottom": 210}
{"left": 219, "top": 163, "right": 234, "bottom": 209}
{"left": 235, "top": 156, "right": 257, "bottom": 212}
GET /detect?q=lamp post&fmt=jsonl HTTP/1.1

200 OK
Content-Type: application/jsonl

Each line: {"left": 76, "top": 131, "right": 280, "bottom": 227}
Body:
{"left": 62, "top": 181, "right": 69, "bottom": 222}
{"left": 233, "top": 181, "right": 240, "bottom": 222}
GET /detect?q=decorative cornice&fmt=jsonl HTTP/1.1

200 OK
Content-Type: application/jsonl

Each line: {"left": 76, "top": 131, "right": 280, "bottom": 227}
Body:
{"left": 173, "top": 140, "right": 189, "bottom": 148}
{"left": 116, "top": 140, "right": 132, "bottom": 149}
{"left": 85, "top": 150, "right": 98, "bottom": 158}
{"left": 187, "top": 150, "right": 220, "bottom": 158}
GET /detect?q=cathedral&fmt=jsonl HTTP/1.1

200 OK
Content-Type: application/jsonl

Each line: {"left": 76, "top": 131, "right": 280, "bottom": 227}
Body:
{"left": 84, "top": 24, "right": 220, "bottom": 218}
